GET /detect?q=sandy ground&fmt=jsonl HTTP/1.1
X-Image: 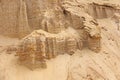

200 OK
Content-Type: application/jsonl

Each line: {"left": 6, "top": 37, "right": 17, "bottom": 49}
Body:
{"left": 1, "top": 19, "right": 120, "bottom": 80}
{"left": 0, "top": 53, "right": 70, "bottom": 80}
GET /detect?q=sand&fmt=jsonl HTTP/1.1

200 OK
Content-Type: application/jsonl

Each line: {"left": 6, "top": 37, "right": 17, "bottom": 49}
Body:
{"left": 0, "top": 19, "right": 120, "bottom": 80}
{"left": 1, "top": 0, "right": 120, "bottom": 80}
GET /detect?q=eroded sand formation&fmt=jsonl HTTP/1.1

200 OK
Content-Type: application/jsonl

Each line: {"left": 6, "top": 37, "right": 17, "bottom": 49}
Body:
{"left": 0, "top": 0, "right": 120, "bottom": 80}
{"left": 14, "top": 0, "right": 101, "bottom": 69}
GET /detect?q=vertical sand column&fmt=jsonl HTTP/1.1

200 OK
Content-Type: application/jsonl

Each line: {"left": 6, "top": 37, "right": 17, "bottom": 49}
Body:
{"left": 17, "top": 0, "right": 30, "bottom": 38}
